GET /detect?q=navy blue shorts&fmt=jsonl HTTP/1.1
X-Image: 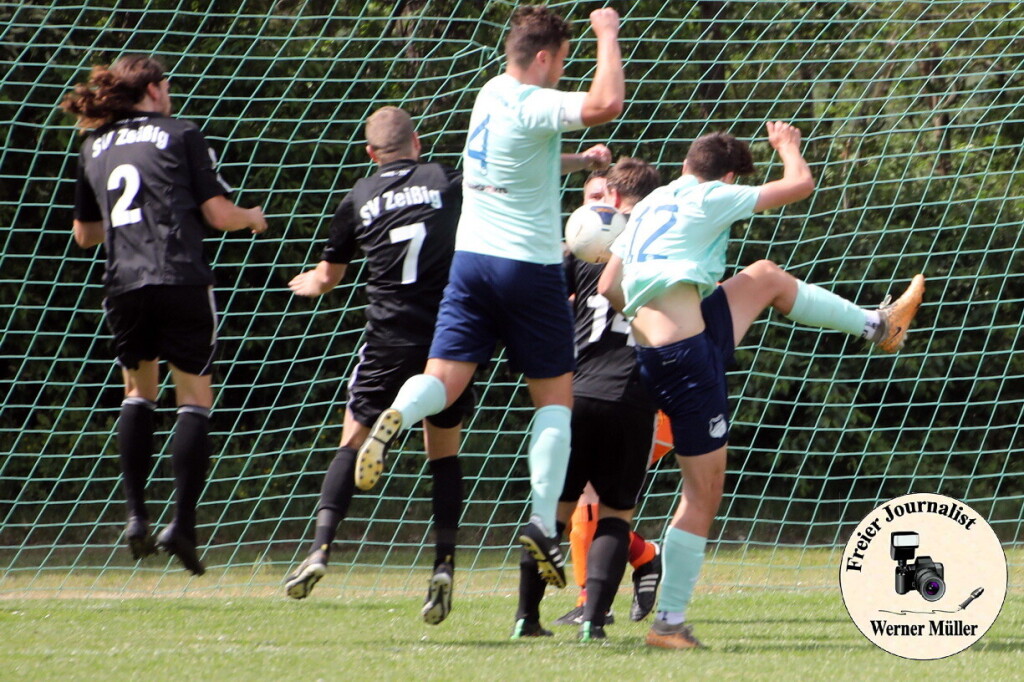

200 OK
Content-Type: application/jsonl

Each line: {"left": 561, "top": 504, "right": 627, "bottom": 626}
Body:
{"left": 635, "top": 287, "right": 735, "bottom": 457}
{"left": 429, "top": 251, "right": 575, "bottom": 378}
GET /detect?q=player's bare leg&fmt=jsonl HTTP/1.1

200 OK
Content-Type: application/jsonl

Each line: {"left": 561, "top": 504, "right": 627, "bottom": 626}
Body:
{"left": 723, "top": 260, "right": 925, "bottom": 352}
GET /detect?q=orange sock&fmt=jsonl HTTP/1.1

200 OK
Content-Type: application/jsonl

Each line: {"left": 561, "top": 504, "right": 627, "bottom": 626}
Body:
{"left": 570, "top": 503, "right": 598, "bottom": 590}
{"left": 628, "top": 531, "right": 657, "bottom": 569}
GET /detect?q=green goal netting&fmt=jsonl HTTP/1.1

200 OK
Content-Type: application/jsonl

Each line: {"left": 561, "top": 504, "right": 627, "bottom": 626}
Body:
{"left": 2, "top": 0, "right": 1022, "bottom": 597}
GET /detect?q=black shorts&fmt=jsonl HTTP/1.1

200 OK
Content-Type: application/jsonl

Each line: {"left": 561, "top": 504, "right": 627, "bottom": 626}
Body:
{"left": 347, "top": 342, "right": 474, "bottom": 429}
{"left": 560, "top": 396, "right": 658, "bottom": 510}
{"left": 103, "top": 285, "right": 217, "bottom": 376}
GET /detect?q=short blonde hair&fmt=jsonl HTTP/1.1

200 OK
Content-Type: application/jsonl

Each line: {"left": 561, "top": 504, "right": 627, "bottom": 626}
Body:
{"left": 365, "top": 106, "right": 416, "bottom": 161}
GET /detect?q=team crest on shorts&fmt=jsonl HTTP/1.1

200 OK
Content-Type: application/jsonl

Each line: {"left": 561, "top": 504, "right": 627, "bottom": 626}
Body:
{"left": 708, "top": 414, "right": 727, "bottom": 439}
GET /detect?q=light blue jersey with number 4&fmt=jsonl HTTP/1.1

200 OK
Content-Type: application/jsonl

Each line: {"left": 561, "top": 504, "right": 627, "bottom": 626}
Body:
{"left": 457, "top": 74, "right": 586, "bottom": 265}
{"left": 611, "top": 174, "right": 760, "bottom": 316}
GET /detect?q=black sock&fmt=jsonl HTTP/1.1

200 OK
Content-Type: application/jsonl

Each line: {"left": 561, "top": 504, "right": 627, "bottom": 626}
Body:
{"left": 582, "top": 516, "right": 630, "bottom": 626}
{"left": 170, "top": 405, "right": 212, "bottom": 541}
{"left": 515, "top": 520, "right": 566, "bottom": 622}
{"left": 429, "top": 456, "right": 462, "bottom": 569}
{"left": 118, "top": 398, "right": 156, "bottom": 520}
{"left": 516, "top": 548, "right": 547, "bottom": 622}
{"left": 310, "top": 446, "right": 357, "bottom": 554}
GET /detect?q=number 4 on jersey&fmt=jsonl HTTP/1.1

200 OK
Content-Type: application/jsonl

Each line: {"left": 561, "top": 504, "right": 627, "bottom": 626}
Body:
{"left": 467, "top": 115, "right": 490, "bottom": 172}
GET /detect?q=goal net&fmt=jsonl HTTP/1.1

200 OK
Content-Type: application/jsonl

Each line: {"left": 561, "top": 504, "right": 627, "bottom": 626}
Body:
{"left": 2, "top": 0, "right": 1021, "bottom": 596}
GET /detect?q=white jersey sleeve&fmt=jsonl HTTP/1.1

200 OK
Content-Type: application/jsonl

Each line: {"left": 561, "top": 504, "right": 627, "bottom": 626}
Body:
{"left": 519, "top": 88, "right": 587, "bottom": 133}
{"left": 456, "top": 75, "right": 587, "bottom": 265}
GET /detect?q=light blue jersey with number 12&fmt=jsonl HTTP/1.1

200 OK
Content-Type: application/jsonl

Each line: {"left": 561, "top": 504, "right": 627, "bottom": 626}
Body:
{"left": 457, "top": 73, "right": 586, "bottom": 265}
{"left": 611, "top": 174, "right": 760, "bottom": 316}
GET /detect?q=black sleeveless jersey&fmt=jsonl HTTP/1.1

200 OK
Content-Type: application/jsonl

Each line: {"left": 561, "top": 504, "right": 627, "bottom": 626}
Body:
{"left": 565, "top": 253, "right": 656, "bottom": 410}
{"left": 321, "top": 159, "right": 462, "bottom": 346}
{"left": 74, "top": 112, "right": 231, "bottom": 297}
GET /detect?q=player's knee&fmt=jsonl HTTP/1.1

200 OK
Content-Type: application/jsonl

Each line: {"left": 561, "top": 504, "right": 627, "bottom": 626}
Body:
{"left": 683, "top": 475, "right": 725, "bottom": 510}
{"left": 745, "top": 259, "right": 794, "bottom": 304}
{"left": 748, "top": 258, "right": 784, "bottom": 284}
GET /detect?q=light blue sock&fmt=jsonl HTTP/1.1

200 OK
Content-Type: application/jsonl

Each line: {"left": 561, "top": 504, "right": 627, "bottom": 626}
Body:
{"left": 656, "top": 527, "right": 707, "bottom": 618}
{"left": 787, "top": 279, "right": 870, "bottom": 337}
{"left": 391, "top": 374, "right": 447, "bottom": 428}
{"left": 527, "top": 405, "right": 571, "bottom": 537}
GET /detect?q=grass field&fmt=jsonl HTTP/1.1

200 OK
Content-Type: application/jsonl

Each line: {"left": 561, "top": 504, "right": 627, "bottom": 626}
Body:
{"left": 2, "top": 549, "right": 1021, "bottom": 680}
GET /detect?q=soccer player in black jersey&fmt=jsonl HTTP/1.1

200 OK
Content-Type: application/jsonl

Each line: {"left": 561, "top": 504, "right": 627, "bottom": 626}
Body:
{"left": 553, "top": 168, "right": 665, "bottom": 631}
{"left": 285, "top": 106, "right": 470, "bottom": 625}
{"left": 63, "top": 55, "right": 267, "bottom": 576}
{"left": 514, "top": 159, "right": 663, "bottom": 641}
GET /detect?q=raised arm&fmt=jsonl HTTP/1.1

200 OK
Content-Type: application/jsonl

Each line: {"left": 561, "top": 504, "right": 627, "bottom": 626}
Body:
{"left": 753, "top": 121, "right": 815, "bottom": 212}
{"left": 580, "top": 8, "right": 624, "bottom": 127}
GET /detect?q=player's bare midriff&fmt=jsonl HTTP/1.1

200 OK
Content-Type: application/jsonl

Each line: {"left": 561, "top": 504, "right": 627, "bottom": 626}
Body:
{"left": 631, "top": 281, "right": 705, "bottom": 348}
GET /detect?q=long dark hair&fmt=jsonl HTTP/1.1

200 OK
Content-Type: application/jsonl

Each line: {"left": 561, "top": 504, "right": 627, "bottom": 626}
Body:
{"left": 61, "top": 55, "right": 165, "bottom": 132}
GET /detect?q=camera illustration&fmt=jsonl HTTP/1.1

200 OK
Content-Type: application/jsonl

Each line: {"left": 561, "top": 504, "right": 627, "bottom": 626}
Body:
{"left": 891, "top": 531, "right": 946, "bottom": 601}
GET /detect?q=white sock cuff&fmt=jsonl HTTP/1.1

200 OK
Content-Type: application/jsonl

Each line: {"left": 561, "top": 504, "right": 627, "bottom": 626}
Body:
{"left": 122, "top": 397, "right": 157, "bottom": 411}
{"left": 177, "top": 404, "right": 211, "bottom": 419}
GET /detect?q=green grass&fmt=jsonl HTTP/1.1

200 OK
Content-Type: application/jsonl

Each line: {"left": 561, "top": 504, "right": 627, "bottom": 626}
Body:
{"left": 2, "top": 574, "right": 1022, "bottom": 680}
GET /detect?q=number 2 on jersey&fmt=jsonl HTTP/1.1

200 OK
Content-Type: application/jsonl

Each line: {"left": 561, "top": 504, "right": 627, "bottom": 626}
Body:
{"left": 389, "top": 222, "right": 426, "bottom": 284}
{"left": 108, "top": 164, "right": 142, "bottom": 227}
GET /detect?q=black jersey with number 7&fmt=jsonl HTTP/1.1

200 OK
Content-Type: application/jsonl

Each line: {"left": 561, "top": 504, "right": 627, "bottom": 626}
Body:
{"left": 321, "top": 159, "right": 462, "bottom": 347}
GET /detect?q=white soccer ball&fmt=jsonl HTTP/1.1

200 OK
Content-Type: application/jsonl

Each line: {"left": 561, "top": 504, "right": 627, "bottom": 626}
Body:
{"left": 564, "top": 202, "right": 627, "bottom": 264}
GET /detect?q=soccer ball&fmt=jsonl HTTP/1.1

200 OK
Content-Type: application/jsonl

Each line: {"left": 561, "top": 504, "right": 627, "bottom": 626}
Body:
{"left": 564, "top": 202, "right": 627, "bottom": 264}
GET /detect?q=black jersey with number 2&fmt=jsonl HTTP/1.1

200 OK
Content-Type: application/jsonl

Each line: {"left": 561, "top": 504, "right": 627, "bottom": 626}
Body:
{"left": 321, "top": 159, "right": 462, "bottom": 346}
{"left": 74, "top": 112, "right": 231, "bottom": 297}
